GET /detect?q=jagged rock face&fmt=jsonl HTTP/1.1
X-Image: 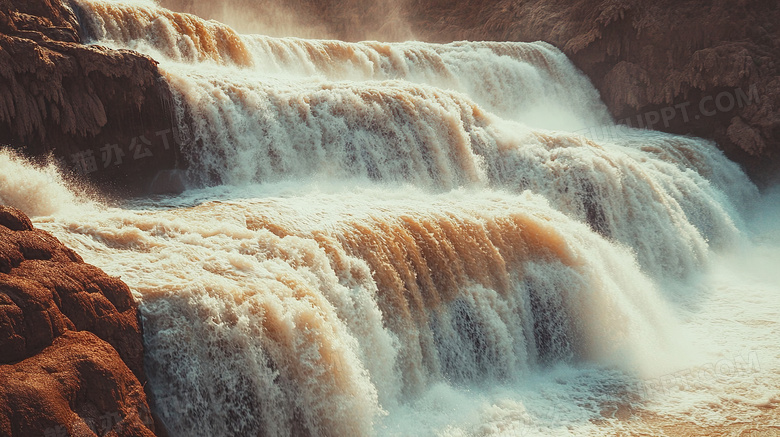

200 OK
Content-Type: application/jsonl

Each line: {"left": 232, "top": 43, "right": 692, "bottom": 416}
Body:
{"left": 0, "top": 0, "right": 182, "bottom": 196}
{"left": 407, "top": 0, "right": 780, "bottom": 185}
{"left": 0, "top": 331, "right": 156, "bottom": 437}
{"left": 0, "top": 205, "right": 157, "bottom": 437}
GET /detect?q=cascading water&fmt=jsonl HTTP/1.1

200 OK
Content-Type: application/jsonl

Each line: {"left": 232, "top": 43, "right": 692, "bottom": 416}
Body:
{"left": 2, "top": 0, "right": 778, "bottom": 435}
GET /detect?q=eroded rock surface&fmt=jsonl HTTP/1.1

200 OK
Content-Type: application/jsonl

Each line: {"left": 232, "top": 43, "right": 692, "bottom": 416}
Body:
{"left": 0, "top": 205, "right": 157, "bottom": 437}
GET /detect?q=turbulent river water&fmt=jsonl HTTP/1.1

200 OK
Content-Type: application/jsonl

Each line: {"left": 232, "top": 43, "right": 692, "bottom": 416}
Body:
{"left": 1, "top": 0, "right": 778, "bottom": 435}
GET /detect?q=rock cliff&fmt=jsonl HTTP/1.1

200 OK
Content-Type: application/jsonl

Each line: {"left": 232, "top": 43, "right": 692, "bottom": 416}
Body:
{"left": 0, "top": 0, "right": 182, "bottom": 195}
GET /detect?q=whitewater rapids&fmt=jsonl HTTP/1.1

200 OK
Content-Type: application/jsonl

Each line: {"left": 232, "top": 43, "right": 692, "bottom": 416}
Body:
{"left": 1, "top": 0, "right": 777, "bottom": 435}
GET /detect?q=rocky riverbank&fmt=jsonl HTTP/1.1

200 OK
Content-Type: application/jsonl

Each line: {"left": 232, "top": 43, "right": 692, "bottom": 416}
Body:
{"left": 0, "top": 205, "right": 160, "bottom": 436}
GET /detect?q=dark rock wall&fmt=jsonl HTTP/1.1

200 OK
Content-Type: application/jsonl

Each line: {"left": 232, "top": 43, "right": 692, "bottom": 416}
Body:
{"left": 0, "top": 0, "right": 182, "bottom": 196}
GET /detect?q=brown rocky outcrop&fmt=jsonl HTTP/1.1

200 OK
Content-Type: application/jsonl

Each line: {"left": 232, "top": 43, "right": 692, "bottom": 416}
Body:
{"left": 0, "top": 0, "right": 182, "bottom": 196}
{"left": 0, "top": 205, "right": 157, "bottom": 437}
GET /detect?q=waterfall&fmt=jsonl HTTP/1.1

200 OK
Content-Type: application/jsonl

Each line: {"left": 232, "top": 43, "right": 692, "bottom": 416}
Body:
{"left": 0, "top": 0, "right": 770, "bottom": 435}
